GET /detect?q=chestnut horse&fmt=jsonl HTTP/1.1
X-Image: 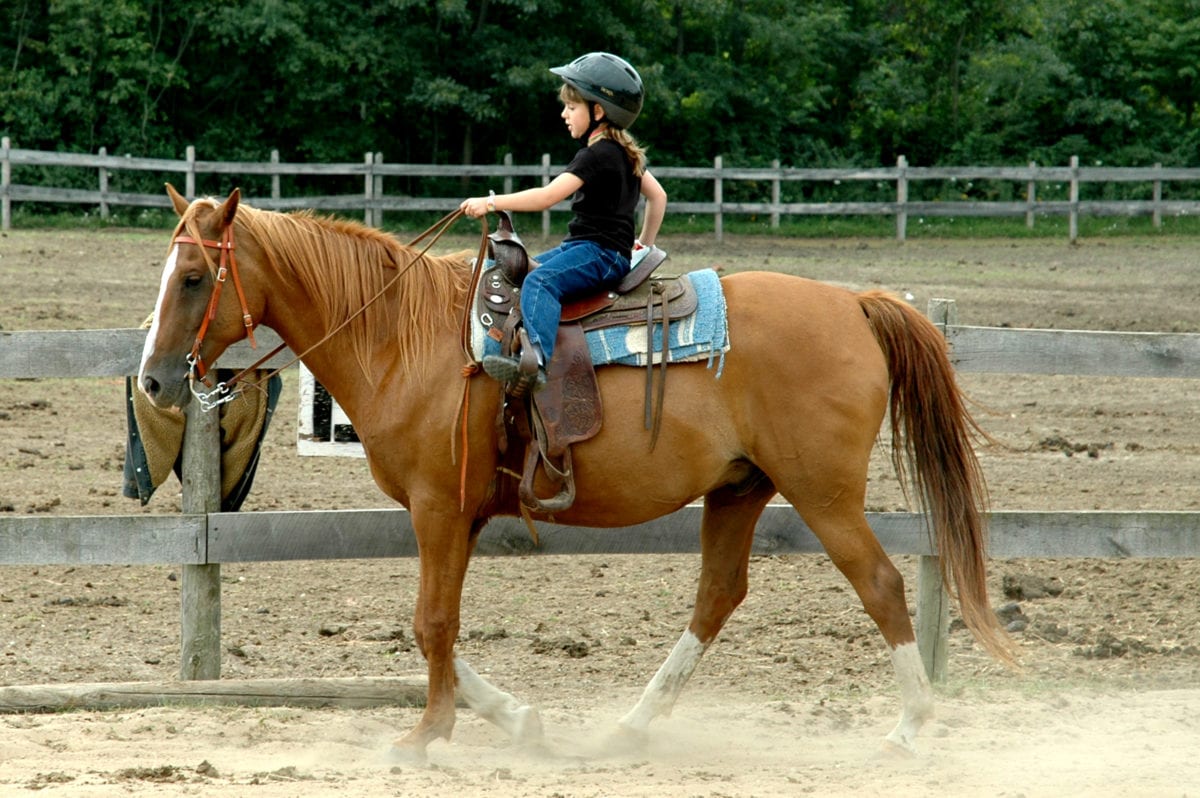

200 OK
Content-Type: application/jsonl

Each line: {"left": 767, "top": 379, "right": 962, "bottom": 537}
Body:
{"left": 140, "top": 185, "right": 1009, "bottom": 763}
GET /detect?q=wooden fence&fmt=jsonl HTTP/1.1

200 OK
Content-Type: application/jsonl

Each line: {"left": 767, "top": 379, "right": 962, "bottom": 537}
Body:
{"left": 5, "top": 137, "right": 1200, "bottom": 241}
{"left": 2, "top": 299, "right": 1199, "bottom": 687}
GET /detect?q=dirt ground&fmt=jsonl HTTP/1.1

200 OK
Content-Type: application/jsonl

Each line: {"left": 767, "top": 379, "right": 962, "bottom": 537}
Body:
{"left": 1, "top": 227, "right": 1199, "bottom": 796}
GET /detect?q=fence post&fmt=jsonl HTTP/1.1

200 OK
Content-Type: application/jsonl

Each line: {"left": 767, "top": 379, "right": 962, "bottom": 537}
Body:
{"left": 895, "top": 155, "right": 908, "bottom": 242}
{"left": 770, "top": 159, "right": 781, "bottom": 229}
{"left": 1153, "top": 162, "right": 1163, "bottom": 229}
{"left": 1, "top": 136, "right": 10, "bottom": 231}
{"left": 363, "top": 152, "right": 374, "bottom": 225}
{"left": 713, "top": 155, "right": 724, "bottom": 243}
{"left": 503, "top": 152, "right": 513, "bottom": 196}
{"left": 373, "top": 152, "right": 384, "bottom": 227}
{"left": 1026, "top": 161, "right": 1037, "bottom": 230}
{"left": 180, "top": 402, "right": 221, "bottom": 680}
{"left": 1069, "top": 155, "right": 1080, "bottom": 243}
{"left": 185, "top": 146, "right": 196, "bottom": 199}
{"left": 97, "top": 147, "right": 109, "bottom": 220}
{"left": 270, "top": 150, "right": 281, "bottom": 202}
{"left": 541, "top": 153, "right": 552, "bottom": 238}
{"left": 916, "top": 297, "right": 956, "bottom": 684}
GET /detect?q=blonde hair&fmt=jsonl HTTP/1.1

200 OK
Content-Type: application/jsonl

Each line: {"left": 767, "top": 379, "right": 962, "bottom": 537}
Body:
{"left": 559, "top": 83, "right": 647, "bottom": 177}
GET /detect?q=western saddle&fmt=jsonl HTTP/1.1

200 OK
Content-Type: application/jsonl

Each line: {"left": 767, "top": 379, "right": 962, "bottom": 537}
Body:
{"left": 477, "top": 212, "right": 698, "bottom": 515}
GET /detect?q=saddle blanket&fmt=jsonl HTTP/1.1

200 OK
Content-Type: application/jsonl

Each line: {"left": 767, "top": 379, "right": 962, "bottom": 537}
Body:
{"left": 472, "top": 268, "right": 730, "bottom": 375}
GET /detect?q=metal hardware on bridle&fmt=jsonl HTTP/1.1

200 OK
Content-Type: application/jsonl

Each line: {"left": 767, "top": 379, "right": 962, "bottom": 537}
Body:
{"left": 188, "top": 370, "right": 233, "bottom": 412}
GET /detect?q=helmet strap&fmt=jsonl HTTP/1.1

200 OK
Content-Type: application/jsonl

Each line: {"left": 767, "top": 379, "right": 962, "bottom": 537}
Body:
{"left": 583, "top": 104, "right": 607, "bottom": 143}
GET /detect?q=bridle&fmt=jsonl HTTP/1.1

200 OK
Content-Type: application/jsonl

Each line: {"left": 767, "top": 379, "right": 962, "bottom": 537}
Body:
{"left": 174, "top": 225, "right": 258, "bottom": 385}
{"left": 171, "top": 207, "right": 479, "bottom": 412}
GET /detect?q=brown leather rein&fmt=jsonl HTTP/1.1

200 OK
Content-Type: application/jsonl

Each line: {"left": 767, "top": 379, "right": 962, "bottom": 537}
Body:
{"left": 174, "top": 207, "right": 481, "bottom": 412}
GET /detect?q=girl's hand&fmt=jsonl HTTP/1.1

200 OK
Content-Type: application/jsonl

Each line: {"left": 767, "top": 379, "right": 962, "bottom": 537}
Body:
{"left": 460, "top": 196, "right": 489, "bottom": 219}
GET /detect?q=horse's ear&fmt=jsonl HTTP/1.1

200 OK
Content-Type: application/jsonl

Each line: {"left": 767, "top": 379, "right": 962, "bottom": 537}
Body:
{"left": 165, "top": 183, "right": 189, "bottom": 217}
{"left": 218, "top": 187, "right": 241, "bottom": 229}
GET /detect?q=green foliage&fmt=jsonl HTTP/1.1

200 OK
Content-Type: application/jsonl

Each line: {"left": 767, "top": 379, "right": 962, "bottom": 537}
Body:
{"left": 2, "top": 0, "right": 1200, "bottom": 185}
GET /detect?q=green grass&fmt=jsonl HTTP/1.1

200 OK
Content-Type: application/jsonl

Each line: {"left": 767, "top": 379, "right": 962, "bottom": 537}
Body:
{"left": 13, "top": 204, "right": 1200, "bottom": 240}
{"left": 7, "top": 206, "right": 179, "bottom": 230}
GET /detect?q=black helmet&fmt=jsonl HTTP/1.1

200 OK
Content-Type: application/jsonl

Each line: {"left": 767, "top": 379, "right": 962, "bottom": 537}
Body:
{"left": 550, "top": 52, "right": 644, "bottom": 129}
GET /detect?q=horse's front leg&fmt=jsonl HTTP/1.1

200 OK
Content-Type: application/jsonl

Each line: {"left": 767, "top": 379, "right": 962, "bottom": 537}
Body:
{"left": 389, "top": 512, "right": 544, "bottom": 764}
{"left": 389, "top": 511, "right": 476, "bottom": 764}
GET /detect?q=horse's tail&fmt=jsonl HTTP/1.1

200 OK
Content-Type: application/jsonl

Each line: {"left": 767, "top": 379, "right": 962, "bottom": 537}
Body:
{"left": 857, "top": 290, "right": 1014, "bottom": 665}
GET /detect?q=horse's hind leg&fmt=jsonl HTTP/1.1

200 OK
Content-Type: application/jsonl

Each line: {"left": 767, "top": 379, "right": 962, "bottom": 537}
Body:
{"left": 615, "top": 479, "right": 776, "bottom": 742}
{"left": 453, "top": 657, "right": 544, "bottom": 748}
{"left": 795, "top": 499, "right": 933, "bottom": 754}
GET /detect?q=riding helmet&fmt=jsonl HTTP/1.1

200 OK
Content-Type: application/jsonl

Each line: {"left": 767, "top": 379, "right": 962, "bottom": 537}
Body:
{"left": 550, "top": 52, "right": 644, "bottom": 129}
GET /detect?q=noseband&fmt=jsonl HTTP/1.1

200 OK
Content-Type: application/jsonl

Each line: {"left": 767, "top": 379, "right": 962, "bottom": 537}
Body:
{"left": 172, "top": 225, "right": 259, "bottom": 406}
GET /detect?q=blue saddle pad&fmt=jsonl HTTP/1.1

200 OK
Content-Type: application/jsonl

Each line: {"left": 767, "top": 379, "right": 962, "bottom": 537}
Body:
{"left": 473, "top": 268, "right": 730, "bottom": 375}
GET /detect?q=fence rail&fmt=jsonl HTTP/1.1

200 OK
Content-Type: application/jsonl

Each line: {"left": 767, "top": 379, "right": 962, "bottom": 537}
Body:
{"left": 5, "top": 138, "right": 1199, "bottom": 241}
{"left": 2, "top": 299, "right": 1199, "bottom": 684}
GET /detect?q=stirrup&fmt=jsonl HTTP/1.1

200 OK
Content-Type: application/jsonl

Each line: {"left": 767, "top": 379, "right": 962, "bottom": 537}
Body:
{"left": 482, "top": 353, "right": 545, "bottom": 398}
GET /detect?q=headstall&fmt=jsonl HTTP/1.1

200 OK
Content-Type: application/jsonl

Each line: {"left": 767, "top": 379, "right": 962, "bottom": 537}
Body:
{"left": 172, "top": 225, "right": 262, "bottom": 410}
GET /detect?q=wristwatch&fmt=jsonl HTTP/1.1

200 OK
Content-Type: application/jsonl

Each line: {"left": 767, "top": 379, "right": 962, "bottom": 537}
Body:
{"left": 487, "top": 190, "right": 496, "bottom": 213}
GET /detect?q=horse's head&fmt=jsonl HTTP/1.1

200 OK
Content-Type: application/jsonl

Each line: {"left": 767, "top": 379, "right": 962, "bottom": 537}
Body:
{"left": 138, "top": 184, "right": 260, "bottom": 408}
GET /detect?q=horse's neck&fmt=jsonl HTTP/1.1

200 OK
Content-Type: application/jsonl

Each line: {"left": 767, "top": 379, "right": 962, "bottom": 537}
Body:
{"left": 258, "top": 259, "right": 465, "bottom": 429}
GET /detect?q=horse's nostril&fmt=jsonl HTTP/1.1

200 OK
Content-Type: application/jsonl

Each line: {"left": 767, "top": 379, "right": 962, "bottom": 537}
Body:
{"left": 143, "top": 376, "right": 160, "bottom": 397}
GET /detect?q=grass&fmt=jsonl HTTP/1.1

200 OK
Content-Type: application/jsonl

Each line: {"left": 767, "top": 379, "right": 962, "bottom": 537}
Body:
{"left": 12, "top": 205, "right": 1200, "bottom": 241}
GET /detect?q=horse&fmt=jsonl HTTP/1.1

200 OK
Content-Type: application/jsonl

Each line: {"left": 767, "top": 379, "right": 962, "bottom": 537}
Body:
{"left": 139, "top": 184, "right": 1011, "bottom": 764}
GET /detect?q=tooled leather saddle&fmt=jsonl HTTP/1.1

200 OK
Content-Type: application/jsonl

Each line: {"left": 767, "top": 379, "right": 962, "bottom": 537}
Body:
{"left": 477, "top": 212, "right": 698, "bottom": 515}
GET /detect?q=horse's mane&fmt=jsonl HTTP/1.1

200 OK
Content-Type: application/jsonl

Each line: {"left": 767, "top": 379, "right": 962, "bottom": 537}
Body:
{"left": 179, "top": 200, "right": 473, "bottom": 381}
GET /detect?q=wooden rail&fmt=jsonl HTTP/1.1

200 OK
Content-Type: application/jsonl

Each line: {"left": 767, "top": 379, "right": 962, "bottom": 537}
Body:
{"left": 5, "top": 138, "right": 1199, "bottom": 241}
{"left": 3, "top": 300, "right": 1199, "bottom": 683}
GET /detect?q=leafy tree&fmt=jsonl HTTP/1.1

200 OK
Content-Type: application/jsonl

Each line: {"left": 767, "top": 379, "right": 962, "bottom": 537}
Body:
{"left": 3, "top": 0, "right": 1200, "bottom": 190}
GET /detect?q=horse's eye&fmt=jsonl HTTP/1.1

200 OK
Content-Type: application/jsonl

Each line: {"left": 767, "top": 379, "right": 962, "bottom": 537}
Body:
{"left": 183, "top": 273, "right": 204, "bottom": 289}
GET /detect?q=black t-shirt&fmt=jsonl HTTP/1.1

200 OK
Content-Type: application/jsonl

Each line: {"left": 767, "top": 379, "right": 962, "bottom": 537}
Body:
{"left": 563, "top": 138, "right": 639, "bottom": 259}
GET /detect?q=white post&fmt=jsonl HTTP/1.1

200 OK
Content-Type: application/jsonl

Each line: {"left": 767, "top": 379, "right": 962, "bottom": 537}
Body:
{"left": 503, "top": 152, "right": 514, "bottom": 196}
{"left": 895, "top": 155, "right": 908, "bottom": 242}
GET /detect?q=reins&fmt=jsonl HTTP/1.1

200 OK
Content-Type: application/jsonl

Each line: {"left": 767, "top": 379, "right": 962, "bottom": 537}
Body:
{"left": 177, "top": 202, "right": 491, "bottom": 512}
{"left": 182, "top": 207, "right": 474, "bottom": 411}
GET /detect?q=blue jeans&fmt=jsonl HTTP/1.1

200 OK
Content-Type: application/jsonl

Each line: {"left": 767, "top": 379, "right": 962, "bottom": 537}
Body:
{"left": 521, "top": 240, "right": 630, "bottom": 364}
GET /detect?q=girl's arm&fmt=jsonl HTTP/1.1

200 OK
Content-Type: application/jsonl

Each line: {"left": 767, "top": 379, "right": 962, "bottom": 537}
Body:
{"left": 461, "top": 172, "right": 583, "bottom": 219}
{"left": 637, "top": 170, "right": 667, "bottom": 247}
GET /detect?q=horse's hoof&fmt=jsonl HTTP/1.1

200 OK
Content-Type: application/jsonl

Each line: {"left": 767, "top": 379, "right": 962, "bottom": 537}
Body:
{"left": 383, "top": 742, "right": 429, "bottom": 768}
{"left": 877, "top": 737, "right": 918, "bottom": 760}
{"left": 598, "top": 723, "right": 648, "bottom": 758}
{"left": 513, "top": 705, "right": 545, "bottom": 748}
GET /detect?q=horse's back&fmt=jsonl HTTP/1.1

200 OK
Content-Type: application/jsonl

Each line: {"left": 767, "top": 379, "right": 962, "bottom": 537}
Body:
{"left": 551, "top": 270, "right": 890, "bottom": 522}
{"left": 718, "top": 270, "right": 888, "bottom": 385}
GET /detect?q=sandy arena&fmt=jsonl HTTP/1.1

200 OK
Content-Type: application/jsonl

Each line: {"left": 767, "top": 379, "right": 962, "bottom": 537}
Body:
{"left": 1, "top": 227, "right": 1199, "bottom": 796}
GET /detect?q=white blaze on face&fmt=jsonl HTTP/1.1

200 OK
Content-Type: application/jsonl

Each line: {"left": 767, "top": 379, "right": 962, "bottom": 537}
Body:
{"left": 137, "top": 244, "right": 180, "bottom": 388}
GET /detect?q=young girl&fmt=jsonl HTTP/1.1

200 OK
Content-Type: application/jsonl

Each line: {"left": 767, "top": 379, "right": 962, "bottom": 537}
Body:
{"left": 461, "top": 52, "right": 667, "bottom": 395}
